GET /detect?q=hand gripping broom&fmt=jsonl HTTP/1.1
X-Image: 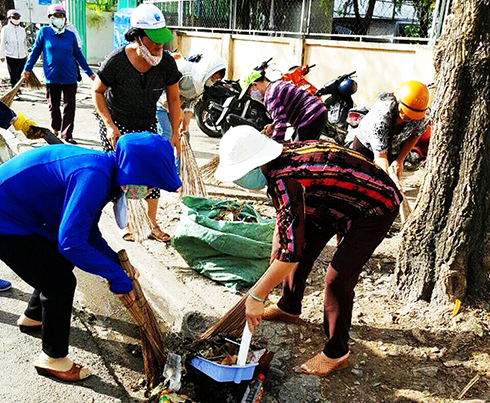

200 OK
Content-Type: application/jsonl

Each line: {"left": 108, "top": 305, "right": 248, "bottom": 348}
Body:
{"left": 118, "top": 249, "right": 166, "bottom": 382}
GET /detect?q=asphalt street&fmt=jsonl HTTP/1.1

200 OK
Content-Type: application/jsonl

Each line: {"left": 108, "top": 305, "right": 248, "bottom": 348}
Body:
{"left": 0, "top": 63, "right": 223, "bottom": 403}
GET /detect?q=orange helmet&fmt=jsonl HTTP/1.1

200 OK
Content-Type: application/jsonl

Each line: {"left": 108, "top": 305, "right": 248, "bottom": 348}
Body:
{"left": 395, "top": 80, "right": 429, "bottom": 120}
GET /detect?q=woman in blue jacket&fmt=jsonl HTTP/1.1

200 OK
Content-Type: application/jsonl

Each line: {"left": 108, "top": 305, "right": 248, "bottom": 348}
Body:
{"left": 0, "top": 132, "right": 180, "bottom": 382}
{"left": 22, "top": 4, "right": 95, "bottom": 144}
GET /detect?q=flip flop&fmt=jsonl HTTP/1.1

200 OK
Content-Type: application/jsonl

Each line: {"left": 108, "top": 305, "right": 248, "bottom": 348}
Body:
{"left": 121, "top": 230, "right": 135, "bottom": 242}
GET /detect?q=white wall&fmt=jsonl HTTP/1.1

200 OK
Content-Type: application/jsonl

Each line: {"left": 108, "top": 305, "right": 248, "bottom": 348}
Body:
{"left": 86, "top": 10, "right": 114, "bottom": 65}
{"left": 177, "top": 31, "right": 435, "bottom": 108}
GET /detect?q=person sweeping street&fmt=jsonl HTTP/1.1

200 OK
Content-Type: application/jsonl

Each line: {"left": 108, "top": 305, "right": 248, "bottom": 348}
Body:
{"left": 240, "top": 70, "right": 328, "bottom": 142}
{"left": 214, "top": 125, "right": 401, "bottom": 376}
{"left": 22, "top": 4, "right": 95, "bottom": 144}
{"left": 92, "top": 3, "right": 181, "bottom": 242}
{"left": 0, "top": 132, "right": 181, "bottom": 382}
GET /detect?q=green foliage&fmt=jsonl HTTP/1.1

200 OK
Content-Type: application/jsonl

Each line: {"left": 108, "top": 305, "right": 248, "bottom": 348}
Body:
{"left": 86, "top": 0, "right": 117, "bottom": 13}
{"left": 403, "top": 24, "right": 420, "bottom": 37}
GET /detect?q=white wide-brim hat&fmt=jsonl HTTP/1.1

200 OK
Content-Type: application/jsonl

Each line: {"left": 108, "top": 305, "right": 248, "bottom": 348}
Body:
{"left": 215, "top": 125, "right": 283, "bottom": 183}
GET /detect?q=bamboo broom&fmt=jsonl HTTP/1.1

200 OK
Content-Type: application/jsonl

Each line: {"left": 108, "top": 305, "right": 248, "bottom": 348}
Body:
{"left": 23, "top": 71, "right": 43, "bottom": 90}
{"left": 0, "top": 72, "right": 43, "bottom": 107}
{"left": 180, "top": 133, "right": 207, "bottom": 197}
{"left": 199, "top": 155, "right": 221, "bottom": 187}
{"left": 118, "top": 249, "right": 166, "bottom": 382}
{"left": 0, "top": 77, "right": 25, "bottom": 107}
{"left": 388, "top": 167, "right": 412, "bottom": 224}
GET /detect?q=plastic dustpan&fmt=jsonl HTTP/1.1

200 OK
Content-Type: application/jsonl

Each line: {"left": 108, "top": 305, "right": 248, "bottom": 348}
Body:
{"left": 190, "top": 323, "right": 258, "bottom": 383}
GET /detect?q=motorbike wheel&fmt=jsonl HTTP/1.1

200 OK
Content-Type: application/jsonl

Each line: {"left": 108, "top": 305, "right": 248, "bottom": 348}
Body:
{"left": 194, "top": 100, "right": 223, "bottom": 138}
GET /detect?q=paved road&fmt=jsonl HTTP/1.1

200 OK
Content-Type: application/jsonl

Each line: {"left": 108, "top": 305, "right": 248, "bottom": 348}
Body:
{"left": 0, "top": 63, "right": 223, "bottom": 403}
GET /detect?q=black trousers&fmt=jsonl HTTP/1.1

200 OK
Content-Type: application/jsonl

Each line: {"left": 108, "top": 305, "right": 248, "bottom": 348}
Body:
{"left": 277, "top": 210, "right": 398, "bottom": 359}
{"left": 6, "top": 57, "right": 26, "bottom": 87}
{"left": 46, "top": 83, "right": 77, "bottom": 140}
{"left": 294, "top": 110, "right": 329, "bottom": 141}
{"left": 0, "top": 235, "right": 76, "bottom": 358}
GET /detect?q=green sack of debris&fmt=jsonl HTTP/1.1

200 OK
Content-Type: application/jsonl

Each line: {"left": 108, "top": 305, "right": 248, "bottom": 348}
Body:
{"left": 172, "top": 196, "right": 274, "bottom": 293}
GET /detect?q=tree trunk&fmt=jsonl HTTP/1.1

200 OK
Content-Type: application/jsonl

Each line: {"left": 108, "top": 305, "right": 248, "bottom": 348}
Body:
{"left": 0, "top": 1, "right": 15, "bottom": 21}
{"left": 392, "top": 0, "right": 490, "bottom": 305}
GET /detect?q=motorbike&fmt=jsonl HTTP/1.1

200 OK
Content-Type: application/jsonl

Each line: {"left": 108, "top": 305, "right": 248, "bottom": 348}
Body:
{"left": 194, "top": 79, "right": 242, "bottom": 138}
{"left": 216, "top": 60, "right": 317, "bottom": 136}
{"left": 194, "top": 58, "right": 275, "bottom": 138}
{"left": 345, "top": 106, "right": 432, "bottom": 170}
{"left": 315, "top": 71, "right": 358, "bottom": 145}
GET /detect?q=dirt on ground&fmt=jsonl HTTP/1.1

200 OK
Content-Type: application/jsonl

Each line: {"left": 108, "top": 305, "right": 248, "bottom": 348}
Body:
{"left": 156, "top": 165, "right": 490, "bottom": 403}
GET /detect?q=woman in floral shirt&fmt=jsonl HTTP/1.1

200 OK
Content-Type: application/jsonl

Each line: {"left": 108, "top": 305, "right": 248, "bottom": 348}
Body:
{"left": 215, "top": 126, "right": 401, "bottom": 377}
{"left": 352, "top": 81, "right": 430, "bottom": 178}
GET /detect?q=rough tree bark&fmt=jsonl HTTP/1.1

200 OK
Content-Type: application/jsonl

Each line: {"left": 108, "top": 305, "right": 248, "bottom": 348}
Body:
{"left": 392, "top": 0, "right": 490, "bottom": 305}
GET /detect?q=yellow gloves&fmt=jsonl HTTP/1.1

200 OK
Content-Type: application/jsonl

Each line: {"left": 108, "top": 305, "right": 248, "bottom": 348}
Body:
{"left": 12, "top": 112, "right": 38, "bottom": 136}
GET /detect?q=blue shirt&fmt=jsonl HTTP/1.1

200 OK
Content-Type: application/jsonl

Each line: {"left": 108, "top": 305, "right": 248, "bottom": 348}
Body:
{"left": 24, "top": 26, "right": 93, "bottom": 84}
{"left": 0, "top": 132, "right": 181, "bottom": 294}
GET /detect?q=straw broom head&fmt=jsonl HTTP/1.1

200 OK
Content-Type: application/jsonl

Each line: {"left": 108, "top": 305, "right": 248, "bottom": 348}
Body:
{"left": 24, "top": 71, "right": 43, "bottom": 90}
{"left": 180, "top": 134, "right": 207, "bottom": 197}
{"left": 0, "top": 77, "right": 24, "bottom": 107}
{"left": 195, "top": 294, "right": 248, "bottom": 343}
{"left": 200, "top": 156, "right": 222, "bottom": 187}
{"left": 118, "top": 250, "right": 166, "bottom": 381}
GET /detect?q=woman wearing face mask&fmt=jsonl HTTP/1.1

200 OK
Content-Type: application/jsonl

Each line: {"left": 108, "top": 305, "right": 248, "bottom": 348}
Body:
{"left": 215, "top": 125, "right": 400, "bottom": 377}
{"left": 22, "top": 4, "right": 95, "bottom": 144}
{"left": 0, "top": 132, "right": 181, "bottom": 382}
{"left": 92, "top": 3, "right": 182, "bottom": 242}
{"left": 156, "top": 52, "right": 226, "bottom": 170}
{"left": 0, "top": 10, "right": 28, "bottom": 90}
{"left": 240, "top": 70, "right": 328, "bottom": 142}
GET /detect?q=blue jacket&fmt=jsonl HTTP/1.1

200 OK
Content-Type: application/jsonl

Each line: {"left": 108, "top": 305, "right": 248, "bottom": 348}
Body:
{"left": 0, "top": 132, "right": 181, "bottom": 294}
{"left": 24, "top": 26, "right": 93, "bottom": 84}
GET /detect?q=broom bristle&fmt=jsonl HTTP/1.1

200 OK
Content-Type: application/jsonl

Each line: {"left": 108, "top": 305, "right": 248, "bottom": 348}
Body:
{"left": 24, "top": 71, "right": 43, "bottom": 90}
{"left": 195, "top": 294, "right": 248, "bottom": 343}
{"left": 126, "top": 198, "right": 152, "bottom": 242}
{"left": 118, "top": 250, "right": 166, "bottom": 381}
{"left": 180, "top": 134, "right": 207, "bottom": 197}
{"left": 0, "top": 77, "right": 24, "bottom": 107}
{"left": 200, "top": 156, "right": 221, "bottom": 187}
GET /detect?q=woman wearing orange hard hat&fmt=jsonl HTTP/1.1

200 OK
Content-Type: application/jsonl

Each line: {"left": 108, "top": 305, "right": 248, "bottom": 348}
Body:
{"left": 351, "top": 80, "right": 430, "bottom": 178}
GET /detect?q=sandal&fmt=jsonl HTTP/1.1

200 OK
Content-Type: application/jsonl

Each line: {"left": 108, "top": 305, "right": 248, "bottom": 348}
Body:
{"left": 17, "top": 314, "right": 42, "bottom": 334}
{"left": 34, "top": 362, "right": 91, "bottom": 382}
{"left": 300, "top": 352, "right": 349, "bottom": 377}
{"left": 149, "top": 226, "right": 171, "bottom": 242}
{"left": 121, "top": 229, "right": 135, "bottom": 242}
{"left": 262, "top": 304, "right": 299, "bottom": 324}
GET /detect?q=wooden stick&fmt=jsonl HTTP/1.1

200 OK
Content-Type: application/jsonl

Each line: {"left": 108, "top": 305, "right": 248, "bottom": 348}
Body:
{"left": 0, "top": 77, "right": 25, "bottom": 107}
{"left": 456, "top": 374, "right": 480, "bottom": 399}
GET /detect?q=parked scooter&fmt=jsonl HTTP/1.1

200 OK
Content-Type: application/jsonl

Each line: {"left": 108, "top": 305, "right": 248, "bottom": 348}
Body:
{"left": 217, "top": 60, "right": 317, "bottom": 136}
{"left": 315, "top": 71, "right": 358, "bottom": 144}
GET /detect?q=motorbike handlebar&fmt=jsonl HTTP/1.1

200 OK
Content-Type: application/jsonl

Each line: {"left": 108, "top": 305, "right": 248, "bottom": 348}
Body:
{"left": 255, "top": 57, "right": 273, "bottom": 72}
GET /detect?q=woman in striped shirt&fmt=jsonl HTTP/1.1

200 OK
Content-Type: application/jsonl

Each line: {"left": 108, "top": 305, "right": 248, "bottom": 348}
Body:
{"left": 215, "top": 126, "right": 401, "bottom": 377}
{"left": 241, "top": 71, "right": 328, "bottom": 142}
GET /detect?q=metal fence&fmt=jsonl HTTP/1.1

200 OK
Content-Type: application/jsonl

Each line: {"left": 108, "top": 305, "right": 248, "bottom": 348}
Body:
{"left": 145, "top": 0, "right": 450, "bottom": 42}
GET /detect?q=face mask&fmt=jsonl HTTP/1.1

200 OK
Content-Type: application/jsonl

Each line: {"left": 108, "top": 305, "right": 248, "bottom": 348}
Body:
{"left": 121, "top": 185, "right": 150, "bottom": 199}
{"left": 234, "top": 167, "right": 267, "bottom": 190}
{"left": 10, "top": 19, "right": 21, "bottom": 26}
{"left": 138, "top": 40, "right": 162, "bottom": 66}
{"left": 250, "top": 89, "right": 263, "bottom": 101}
{"left": 50, "top": 17, "right": 66, "bottom": 33}
{"left": 205, "top": 77, "right": 217, "bottom": 87}
{"left": 113, "top": 193, "right": 127, "bottom": 229}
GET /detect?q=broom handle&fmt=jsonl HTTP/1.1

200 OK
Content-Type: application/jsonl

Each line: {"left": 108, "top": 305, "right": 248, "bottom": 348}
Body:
{"left": 12, "top": 77, "right": 25, "bottom": 93}
{"left": 117, "top": 249, "right": 136, "bottom": 280}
